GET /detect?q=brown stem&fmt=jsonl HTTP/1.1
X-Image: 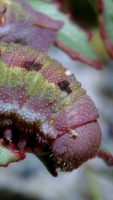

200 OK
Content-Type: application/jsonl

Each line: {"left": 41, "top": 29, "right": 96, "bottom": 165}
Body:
{"left": 97, "top": 148, "right": 113, "bottom": 166}
{"left": 97, "top": 0, "right": 104, "bottom": 13}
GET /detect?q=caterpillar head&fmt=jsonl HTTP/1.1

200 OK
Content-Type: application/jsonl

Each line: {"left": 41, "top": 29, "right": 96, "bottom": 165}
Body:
{"left": 37, "top": 121, "right": 101, "bottom": 177}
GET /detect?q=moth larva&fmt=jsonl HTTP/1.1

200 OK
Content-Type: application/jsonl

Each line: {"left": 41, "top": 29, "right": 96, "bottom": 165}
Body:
{"left": 0, "top": 42, "right": 101, "bottom": 176}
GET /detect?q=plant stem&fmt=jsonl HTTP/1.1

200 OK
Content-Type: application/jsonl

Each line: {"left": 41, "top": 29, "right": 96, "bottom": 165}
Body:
{"left": 97, "top": 146, "right": 113, "bottom": 166}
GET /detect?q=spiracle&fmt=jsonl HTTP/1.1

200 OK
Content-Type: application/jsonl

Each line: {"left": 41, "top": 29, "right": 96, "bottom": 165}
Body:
{"left": 0, "top": 42, "right": 102, "bottom": 176}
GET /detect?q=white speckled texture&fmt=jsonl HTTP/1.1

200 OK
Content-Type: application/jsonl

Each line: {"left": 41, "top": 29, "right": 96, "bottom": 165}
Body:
{"left": 0, "top": 45, "right": 112, "bottom": 200}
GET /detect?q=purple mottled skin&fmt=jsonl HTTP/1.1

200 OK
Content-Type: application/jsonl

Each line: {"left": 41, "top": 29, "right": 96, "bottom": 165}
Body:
{"left": 0, "top": 42, "right": 102, "bottom": 176}
{"left": 0, "top": 0, "right": 63, "bottom": 52}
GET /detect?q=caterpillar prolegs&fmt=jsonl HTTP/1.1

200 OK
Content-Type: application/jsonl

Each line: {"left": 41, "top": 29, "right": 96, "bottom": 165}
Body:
{"left": 0, "top": 42, "right": 101, "bottom": 176}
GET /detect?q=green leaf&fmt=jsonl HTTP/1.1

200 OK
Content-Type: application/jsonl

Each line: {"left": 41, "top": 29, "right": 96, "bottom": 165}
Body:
{"left": 99, "top": 0, "right": 113, "bottom": 58}
{"left": 103, "top": 0, "right": 113, "bottom": 43}
{"left": 28, "top": 0, "right": 102, "bottom": 69}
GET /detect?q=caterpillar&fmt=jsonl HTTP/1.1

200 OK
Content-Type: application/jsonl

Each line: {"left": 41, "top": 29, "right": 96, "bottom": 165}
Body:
{"left": 0, "top": 42, "right": 102, "bottom": 176}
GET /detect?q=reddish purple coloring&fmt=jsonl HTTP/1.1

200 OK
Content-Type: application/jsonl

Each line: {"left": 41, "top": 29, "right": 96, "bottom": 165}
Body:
{"left": 0, "top": 43, "right": 102, "bottom": 176}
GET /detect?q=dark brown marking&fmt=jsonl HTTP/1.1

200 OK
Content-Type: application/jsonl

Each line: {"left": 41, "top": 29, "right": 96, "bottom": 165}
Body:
{"left": 23, "top": 60, "right": 34, "bottom": 69}
{"left": 14, "top": 39, "right": 27, "bottom": 45}
{"left": 23, "top": 60, "right": 42, "bottom": 71}
{"left": 58, "top": 80, "right": 69, "bottom": 90}
{"left": 66, "top": 87, "right": 72, "bottom": 94}
{"left": 58, "top": 80, "right": 72, "bottom": 94}
{"left": 33, "top": 62, "right": 43, "bottom": 71}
